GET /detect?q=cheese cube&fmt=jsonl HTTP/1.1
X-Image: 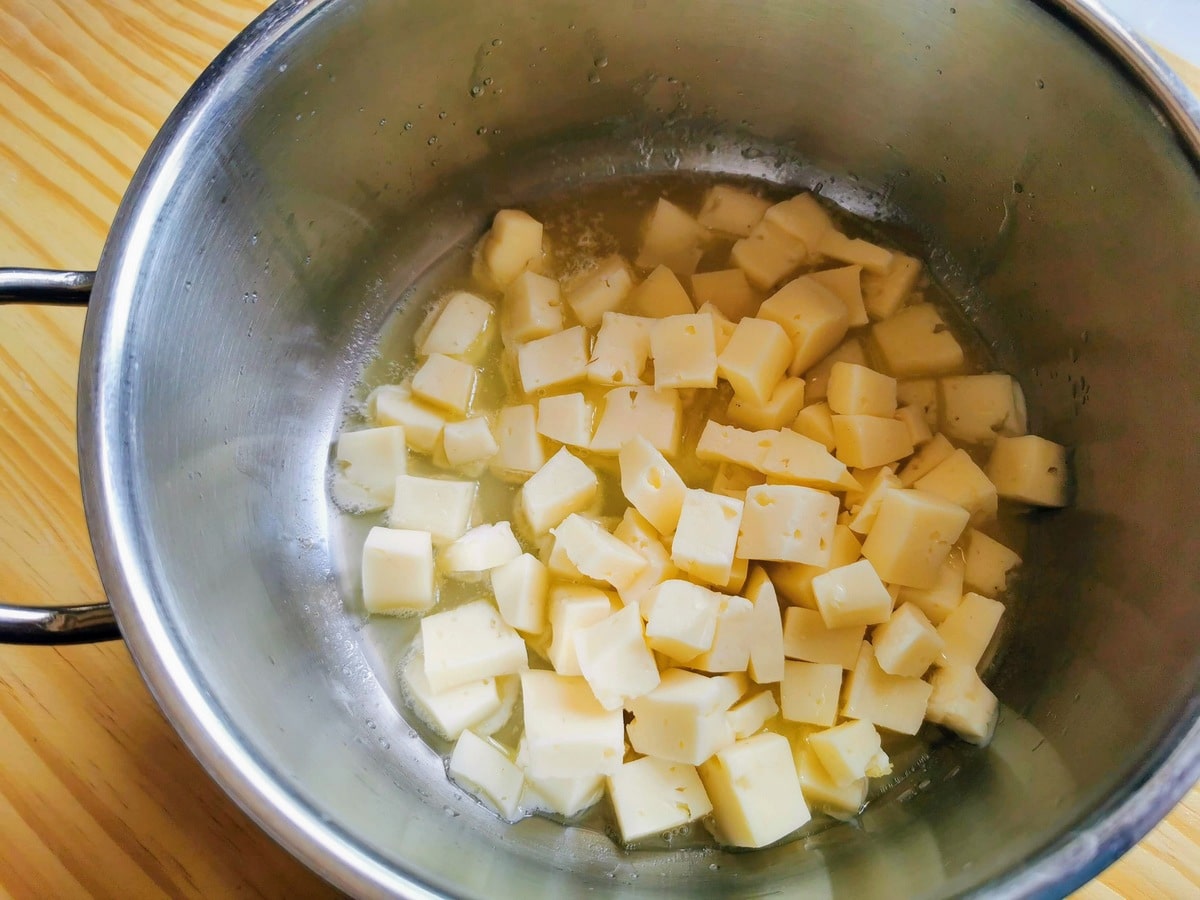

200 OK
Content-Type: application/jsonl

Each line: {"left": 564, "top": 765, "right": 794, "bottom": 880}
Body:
{"left": 872, "top": 603, "right": 944, "bottom": 677}
{"left": 896, "top": 553, "right": 965, "bottom": 625}
{"left": 716, "top": 317, "right": 792, "bottom": 406}
{"left": 769, "top": 526, "right": 862, "bottom": 611}
{"left": 521, "top": 670, "right": 625, "bottom": 778}
{"left": 503, "top": 271, "right": 564, "bottom": 343}
{"left": 548, "top": 584, "right": 618, "bottom": 675}
{"left": 938, "top": 592, "right": 1004, "bottom": 670}
{"left": 607, "top": 756, "right": 713, "bottom": 843}
{"left": 758, "top": 277, "right": 851, "bottom": 376}
{"left": 619, "top": 435, "right": 687, "bottom": 535}
{"left": 441, "top": 522, "right": 523, "bottom": 576}
{"left": 846, "top": 466, "right": 902, "bottom": 535}
{"left": 650, "top": 313, "right": 719, "bottom": 389}
{"left": 808, "top": 719, "right": 891, "bottom": 786}
{"left": 897, "top": 378, "right": 939, "bottom": 427}
{"left": 334, "top": 426, "right": 407, "bottom": 510}
{"left": 697, "top": 185, "right": 771, "bottom": 237}
{"left": 818, "top": 231, "right": 893, "bottom": 274}
{"left": 543, "top": 533, "right": 601, "bottom": 586}
{"left": 688, "top": 594, "right": 755, "bottom": 673}
{"left": 895, "top": 404, "right": 934, "bottom": 447}
{"left": 872, "top": 304, "right": 965, "bottom": 378}
{"left": 736, "top": 483, "right": 839, "bottom": 566}
{"left": 742, "top": 566, "right": 786, "bottom": 684}
{"left": 805, "top": 338, "right": 868, "bottom": 403}
{"left": 491, "top": 553, "right": 550, "bottom": 634}
{"left": 861, "top": 252, "right": 921, "bottom": 319}
{"left": 361, "top": 526, "right": 435, "bottom": 614}
{"left": 390, "top": 474, "right": 476, "bottom": 544}
{"left": 925, "top": 664, "right": 1000, "bottom": 745}
{"left": 699, "top": 302, "right": 738, "bottom": 353}
{"left": 613, "top": 509, "right": 679, "bottom": 611}
{"left": 832, "top": 414, "right": 914, "bottom": 469}
{"left": 372, "top": 384, "right": 448, "bottom": 454}
{"left": 728, "top": 690, "right": 780, "bottom": 739}
{"left": 808, "top": 265, "right": 868, "bottom": 327}
{"left": 780, "top": 660, "right": 842, "bottom": 726}
{"left": 811, "top": 559, "right": 893, "bottom": 628}
{"left": 480, "top": 209, "right": 543, "bottom": 288}
{"left": 575, "top": 605, "right": 660, "bottom": 710}
{"left": 759, "top": 429, "right": 860, "bottom": 492}
{"left": 518, "top": 325, "right": 590, "bottom": 394}
{"left": 644, "top": 580, "right": 724, "bottom": 662}
{"left": 442, "top": 417, "right": 499, "bottom": 468}
{"left": 590, "top": 386, "right": 682, "bottom": 457}
{"left": 421, "top": 600, "right": 528, "bottom": 691}
{"left": 627, "top": 265, "right": 694, "bottom": 318}
{"left": 695, "top": 421, "right": 774, "bottom": 470}
{"left": 915, "top": 448, "right": 998, "bottom": 523}
{"left": 587, "top": 312, "right": 652, "bottom": 386}
{"left": 727, "top": 377, "right": 807, "bottom": 431}
{"left": 987, "top": 435, "right": 1068, "bottom": 507}
{"left": 691, "top": 268, "right": 759, "bottom": 321}
{"left": 898, "top": 432, "right": 955, "bottom": 487}
{"left": 516, "top": 736, "right": 605, "bottom": 818}
{"left": 490, "top": 404, "right": 548, "bottom": 482}
{"left": 448, "top": 730, "right": 525, "bottom": 821}
{"left": 699, "top": 732, "right": 811, "bottom": 848}
{"left": 827, "top": 362, "right": 898, "bottom": 418}
{"left": 861, "top": 489, "right": 970, "bottom": 588}
{"left": 782, "top": 606, "right": 865, "bottom": 668}
{"left": 963, "top": 529, "right": 1022, "bottom": 597}
{"left": 763, "top": 194, "right": 834, "bottom": 251}
{"left": 536, "top": 393, "right": 594, "bottom": 447}
{"left": 940, "top": 373, "right": 1027, "bottom": 445}
{"left": 520, "top": 448, "right": 599, "bottom": 535}
{"left": 671, "top": 489, "right": 744, "bottom": 585}
{"left": 419, "top": 292, "right": 495, "bottom": 361}
{"left": 401, "top": 650, "right": 502, "bottom": 740}
{"left": 841, "top": 642, "right": 932, "bottom": 735}
{"left": 731, "top": 219, "right": 807, "bottom": 290}
{"left": 795, "top": 746, "right": 868, "bottom": 817}
{"left": 565, "top": 255, "right": 634, "bottom": 327}
{"left": 637, "top": 198, "right": 707, "bottom": 275}
{"left": 626, "top": 668, "right": 739, "bottom": 765}
{"left": 554, "top": 514, "right": 648, "bottom": 591}
{"left": 792, "top": 401, "right": 837, "bottom": 451}
{"left": 711, "top": 463, "right": 767, "bottom": 500}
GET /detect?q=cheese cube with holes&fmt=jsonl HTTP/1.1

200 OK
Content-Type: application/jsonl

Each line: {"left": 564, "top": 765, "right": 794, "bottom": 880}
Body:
{"left": 818, "top": 231, "right": 894, "bottom": 274}
{"left": 575, "top": 605, "right": 660, "bottom": 710}
{"left": 536, "top": 393, "right": 593, "bottom": 447}
{"left": 401, "top": 650, "right": 502, "bottom": 740}
{"left": 896, "top": 554, "right": 965, "bottom": 625}
{"left": 518, "top": 326, "right": 590, "bottom": 394}
{"left": 782, "top": 607, "right": 865, "bottom": 669}
{"left": 671, "top": 489, "right": 744, "bottom": 585}
{"left": 832, "top": 415, "right": 914, "bottom": 469}
{"left": 421, "top": 601, "right": 528, "bottom": 692}
{"left": 915, "top": 449, "right": 998, "bottom": 523}
{"left": 940, "top": 373, "right": 1028, "bottom": 445}
{"left": 699, "top": 732, "right": 811, "bottom": 848}
{"left": 650, "top": 313, "right": 720, "bottom": 389}
{"left": 938, "top": 592, "right": 1005, "bottom": 670}
{"left": 411, "top": 354, "right": 476, "bottom": 416}
{"left": 419, "top": 292, "right": 495, "bottom": 361}
{"left": 872, "top": 603, "right": 944, "bottom": 677}
{"left": 442, "top": 417, "right": 499, "bottom": 468}
{"left": 565, "top": 255, "right": 635, "bottom": 327}
{"left": 764, "top": 194, "right": 833, "bottom": 252}
{"left": 699, "top": 303, "right": 737, "bottom": 354}
{"left": 964, "top": 529, "right": 1022, "bottom": 597}
{"left": 626, "top": 669, "right": 737, "bottom": 765}
{"left": 627, "top": 265, "right": 694, "bottom": 318}
{"left": 695, "top": 421, "right": 774, "bottom": 470}
{"left": 361, "top": 526, "right": 435, "bottom": 613}
{"left": 588, "top": 312, "right": 652, "bottom": 386}
{"left": 520, "top": 448, "right": 599, "bottom": 535}
{"left": 759, "top": 429, "right": 860, "bottom": 492}
{"left": 758, "top": 277, "right": 851, "bottom": 376}
{"left": 607, "top": 756, "right": 713, "bottom": 844}
{"left": 391, "top": 474, "right": 476, "bottom": 544}
{"left": 872, "top": 304, "right": 965, "bottom": 378}
{"left": 769, "top": 523, "right": 863, "bottom": 610}
{"left": 619, "top": 436, "right": 687, "bottom": 535}
{"left": 925, "top": 664, "right": 1000, "bottom": 745}
{"left": 795, "top": 746, "right": 868, "bottom": 818}
{"left": 811, "top": 559, "right": 894, "bottom": 628}
{"left": 841, "top": 642, "right": 932, "bottom": 735}
{"left": 743, "top": 567, "right": 786, "bottom": 683}
{"left": 827, "top": 362, "right": 898, "bottom": 418}
{"left": 644, "top": 580, "right": 724, "bottom": 663}
{"left": 503, "top": 271, "right": 563, "bottom": 343}
{"left": 808, "top": 719, "right": 892, "bottom": 786}
{"left": 862, "top": 252, "right": 922, "bottom": 320}
{"left": 491, "top": 553, "right": 549, "bottom": 634}
{"left": 638, "top": 197, "right": 708, "bottom": 274}
{"left": 554, "top": 514, "right": 647, "bottom": 591}
{"left": 698, "top": 185, "right": 771, "bottom": 237}
{"left": 480, "top": 209, "right": 543, "bottom": 288}
{"left": 521, "top": 670, "right": 625, "bottom": 778}
{"left": 613, "top": 509, "right": 679, "bottom": 611}
{"left": 590, "top": 386, "right": 682, "bottom": 457}
{"left": 805, "top": 338, "right": 868, "bottom": 403}
{"left": 334, "top": 426, "right": 407, "bottom": 510}
{"left": 780, "top": 660, "right": 842, "bottom": 726}
{"left": 448, "top": 730, "right": 525, "bottom": 821}
{"left": 861, "top": 489, "right": 970, "bottom": 588}
{"left": 688, "top": 595, "right": 755, "bottom": 673}
{"left": 691, "top": 268, "right": 759, "bottom": 321}
{"left": 736, "top": 484, "right": 839, "bottom": 566}
{"left": 372, "top": 385, "right": 449, "bottom": 454}
{"left": 727, "top": 377, "right": 807, "bottom": 431}
{"left": 898, "top": 432, "right": 956, "bottom": 487}
{"left": 490, "top": 404, "right": 548, "bottom": 481}
{"left": 728, "top": 691, "right": 780, "bottom": 739}
{"left": 987, "top": 435, "right": 1068, "bottom": 507}
{"left": 717, "top": 317, "right": 793, "bottom": 405}
{"left": 808, "top": 265, "right": 869, "bottom": 328}
{"left": 441, "top": 522, "right": 523, "bottom": 577}
{"left": 516, "top": 736, "right": 605, "bottom": 818}
{"left": 792, "top": 401, "right": 837, "bottom": 451}
{"left": 548, "top": 585, "right": 618, "bottom": 676}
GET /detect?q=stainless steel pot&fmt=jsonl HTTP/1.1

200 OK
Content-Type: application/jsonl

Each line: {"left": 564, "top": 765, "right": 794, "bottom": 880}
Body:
{"left": 2, "top": 0, "right": 1198, "bottom": 897}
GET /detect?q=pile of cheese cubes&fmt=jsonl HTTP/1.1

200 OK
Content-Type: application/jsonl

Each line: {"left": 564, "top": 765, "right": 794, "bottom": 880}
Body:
{"left": 333, "top": 184, "right": 1068, "bottom": 850}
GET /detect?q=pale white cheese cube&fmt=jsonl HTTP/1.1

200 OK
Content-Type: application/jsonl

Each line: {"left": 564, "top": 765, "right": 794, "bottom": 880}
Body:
{"left": 548, "top": 584, "right": 618, "bottom": 676}
{"left": 607, "top": 756, "right": 713, "bottom": 844}
{"left": 441, "top": 522, "right": 522, "bottom": 577}
{"left": 940, "top": 373, "right": 1027, "bottom": 445}
{"left": 812, "top": 558, "right": 893, "bottom": 628}
{"left": 925, "top": 664, "right": 1000, "bottom": 745}
{"left": 817, "top": 231, "right": 894, "bottom": 274}
{"left": 627, "top": 265, "right": 694, "bottom": 318}
{"left": 536, "top": 392, "right": 594, "bottom": 447}
{"left": 587, "top": 312, "right": 653, "bottom": 386}
{"left": 727, "top": 377, "right": 807, "bottom": 431}
{"left": 448, "top": 730, "right": 525, "bottom": 821}
{"left": 697, "top": 185, "right": 771, "bottom": 237}
{"left": 400, "top": 649, "right": 502, "bottom": 740}
{"left": 690, "top": 268, "right": 758, "bottom": 321}
{"left": 626, "top": 668, "right": 738, "bottom": 765}
{"left": 861, "top": 489, "right": 970, "bottom": 589}
{"left": 717, "top": 317, "right": 793, "bottom": 406}
{"left": 782, "top": 606, "right": 865, "bottom": 669}
{"left": 490, "top": 404, "right": 548, "bottom": 482}
{"left": 896, "top": 378, "right": 939, "bottom": 427}
{"left": 442, "top": 417, "right": 499, "bottom": 468}
{"left": 710, "top": 462, "right": 767, "bottom": 500}
{"left": 517, "top": 325, "right": 590, "bottom": 394}
{"left": 421, "top": 600, "right": 528, "bottom": 692}
{"left": 736, "top": 483, "right": 839, "bottom": 566}
{"left": 758, "top": 276, "right": 851, "bottom": 376}
{"left": 937, "top": 591, "right": 1005, "bottom": 670}
{"left": 650, "top": 313, "right": 720, "bottom": 389}
{"left": 780, "top": 660, "right": 843, "bottom": 726}
{"left": 731, "top": 219, "right": 807, "bottom": 291}
{"left": 846, "top": 466, "right": 902, "bottom": 536}
{"left": 372, "top": 384, "right": 449, "bottom": 454}
{"left": 671, "top": 489, "right": 744, "bottom": 586}
{"left": 515, "top": 736, "right": 604, "bottom": 818}
{"left": 503, "top": 270, "right": 564, "bottom": 343}
{"left": 792, "top": 401, "right": 836, "bottom": 451}
{"left": 695, "top": 421, "right": 773, "bottom": 470}
{"left": 872, "top": 304, "right": 965, "bottom": 378}
{"left": 841, "top": 641, "right": 932, "bottom": 735}
{"left": 637, "top": 197, "right": 707, "bottom": 275}
{"left": 808, "top": 719, "right": 891, "bottom": 786}
{"left": 898, "top": 432, "right": 955, "bottom": 487}
{"left": 808, "top": 264, "right": 869, "bottom": 328}
{"left": 613, "top": 508, "right": 680, "bottom": 612}
{"left": 361, "top": 526, "right": 435, "bottom": 614}
{"left": 688, "top": 594, "right": 755, "bottom": 673}
{"left": 727, "top": 690, "right": 780, "bottom": 739}
{"left": 565, "top": 254, "right": 635, "bottom": 327}
{"left": 411, "top": 353, "right": 477, "bottom": 415}
{"left": 590, "top": 386, "right": 682, "bottom": 457}
{"left": 644, "top": 580, "right": 724, "bottom": 663}
{"left": 963, "top": 529, "right": 1022, "bottom": 597}
{"left": 862, "top": 252, "right": 922, "bottom": 320}
{"left": 794, "top": 746, "right": 868, "bottom": 818}
{"left": 390, "top": 474, "right": 476, "bottom": 544}
{"left": 769, "top": 523, "right": 863, "bottom": 612}
{"left": 553, "top": 514, "right": 648, "bottom": 591}
{"left": 986, "top": 434, "right": 1068, "bottom": 507}
{"left": 520, "top": 447, "right": 599, "bottom": 535}
{"left": 759, "top": 428, "right": 861, "bottom": 492}
{"left": 491, "top": 553, "right": 550, "bottom": 634}
{"left": 915, "top": 448, "right": 998, "bottom": 524}
{"left": 699, "top": 732, "right": 811, "bottom": 848}
{"left": 832, "top": 414, "right": 915, "bottom": 469}
{"left": 743, "top": 567, "right": 786, "bottom": 684}
{"left": 804, "top": 337, "right": 868, "bottom": 402}
{"left": 520, "top": 670, "right": 625, "bottom": 778}
{"left": 419, "top": 291, "right": 495, "bottom": 361}
{"left": 333, "top": 425, "right": 407, "bottom": 511}
{"left": 872, "top": 602, "right": 944, "bottom": 677}
{"left": 827, "top": 362, "right": 897, "bottom": 418}
{"left": 480, "top": 209, "right": 544, "bottom": 288}
{"left": 895, "top": 404, "right": 934, "bottom": 447}
{"left": 574, "top": 604, "right": 660, "bottom": 710}
{"left": 619, "top": 435, "right": 687, "bottom": 535}
{"left": 896, "top": 553, "right": 965, "bottom": 625}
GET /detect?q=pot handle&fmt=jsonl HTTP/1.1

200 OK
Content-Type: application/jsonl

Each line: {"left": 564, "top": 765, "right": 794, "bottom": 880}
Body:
{"left": 0, "top": 267, "right": 121, "bottom": 644}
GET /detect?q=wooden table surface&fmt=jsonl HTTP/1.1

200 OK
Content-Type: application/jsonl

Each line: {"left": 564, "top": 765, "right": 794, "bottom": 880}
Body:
{"left": 0, "top": 1, "right": 1196, "bottom": 897}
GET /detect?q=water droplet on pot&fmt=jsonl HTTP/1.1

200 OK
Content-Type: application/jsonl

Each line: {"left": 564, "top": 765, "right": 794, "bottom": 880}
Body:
{"left": 594, "top": 55, "right": 608, "bottom": 68}
{"left": 1036, "top": 78, "right": 1045, "bottom": 89}
{"left": 427, "top": 135, "right": 438, "bottom": 145}
{"left": 492, "top": 38, "right": 503, "bottom": 47}
{"left": 438, "top": 110, "right": 447, "bottom": 119}
{"left": 379, "top": 118, "right": 387, "bottom": 126}
{"left": 1013, "top": 181, "right": 1024, "bottom": 193}
{"left": 470, "top": 84, "right": 483, "bottom": 97}
{"left": 588, "top": 71, "right": 600, "bottom": 84}
{"left": 404, "top": 121, "right": 413, "bottom": 130}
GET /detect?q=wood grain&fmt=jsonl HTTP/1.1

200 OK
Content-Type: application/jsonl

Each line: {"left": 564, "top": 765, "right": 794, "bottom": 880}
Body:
{"left": 0, "top": 2, "right": 1194, "bottom": 898}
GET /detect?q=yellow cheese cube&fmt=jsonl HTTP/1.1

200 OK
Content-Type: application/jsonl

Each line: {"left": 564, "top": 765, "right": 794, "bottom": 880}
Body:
{"left": 442, "top": 417, "right": 499, "bottom": 468}
{"left": 736, "top": 483, "right": 839, "bottom": 565}
{"left": 520, "top": 670, "right": 625, "bottom": 778}
{"left": 925, "top": 664, "right": 999, "bottom": 745}
{"left": 940, "top": 373, "right": 1028, "bottom": 445}
{"left": 699, "top": 732, "right": 811, "bottom": 848}
{"left": 898, "top": 432, "right": 956, "bottom": 487}
{"left": 768, "top": 523, "right": 862, "bottom": 609}
{"left": 846, "top": 466, "right": 902, "bottom": 535}
{"left": 808, "top": 265, "right": 868, "bottom": 328}
{"left": 607, "top": 756, "right": 713, "bottom": 844}
{"left": 895, "top": 404, "right": 934, "bottom": 447}
{"left": 613, "top": 508, "right": 679, "bottom": 611}
{"left": 361, "top": 526, "right": 435, "bottom": 614}
{"left": 554, "top": 514, "right": 648, "bottom": 591}
{"left": 650, "top": 313, "right": 720, "bottom": 389}
{"left": 782, "top": 606, "right": 865, "bottom": 668}
{"left": 986, "top": 434, "right": 1068, "bottom": 507}
{"left": 872, "top": 602, "right": 944, "bottom": 677}
{"left": 448, "top": 730, "right": 525, "bottom": 821}
{"left": 390, "top": 474, "right": 476, "bottom": 544}
{"left": 717, "top": 317, "right": 793, "bottom": 405}
{"left": 575, "top": 605, "right": 660, "bottom": 710}
{"left": 695, "top": 421, "right": 774, "bottom": 470}
{"left": 832, "top": 414, "right": 914, "bottom": 469}
{"left": 727, "top": 377, "right": 807, "bottom": 431}
{"left": 480, "top": 209, "right": 544, "bottom": 288}
{"left": 626, "top": 668, "right": 738, "bottom": 765}
{"left": 727, "top": 690, "right": 780, "bottom": 739}
{"left": 915, "top": 448, "right": 998, "bottom": 523}
{"left": 411, "top": 352, "right": 476, "bottom": 416}
{"left": 792, "top": 401, "right": 837, "bottom": 451}
{"left": 503, "top": 270, "right": 564, "bottom": 344}
{"left": 827, "top": 362, "right": 898, "bottom": 418}
{"left": 627, "top": 264, "right": 694, "bottom": 318}
{"left": 644, "top": 580, "right": 724, "bottom": 663}
{"left": 861, "top": 488, "right": 970, "bottom": 588}
{"left": 862, "top": 252, "right": 921, "bottom": 319}
{"left": 619, "top": 435, "right": 687, "bottom": 534}
{"left": 743, "top": 566, "right": 786, "bottom": 684}
{"left": 872, "top": 304, "right": 965, "bottom": 378}
{"left": 794, "top": 746, "right": 868, "bottom": 818}
{"left": 334, "top": 426, "right": 407, "bottom": 511}
{"left": 896, "top": 554, "right": 965, "bottom": 625}
{"left": 841, "top": 641, "right": 932, "bottom": 735}
{"left": 590, "top": 386, "right": 682, "bottom": 457}
{"left": 536, "top": 392, "right": 594, "bottom": 447}
{"left": 401, "top": 650, "right": 502, "bottom": 740}
{"left": 780, "top": 660, "right": 842, "bottom": 726}
{"left": 421, "top": 600, "right": 528, "bottom": 691}
{"left": 716, "top": 555, "right": 751, "bottom": 596}
{"left": 441, "top": 522, "right": 523, "bottom": 577}
{"left": 520, "top": 447, "right": 599, "bottom": 535}
{"left": 372, "top": 384, "right": 449, "bottom": 454}
{"left": 730, "top": 219, "right": 807, "bottom": 290}
{"left": 710, "top": 463, "right": 767, "bottom": 500}
{"left": 516, "top": 736, "right": 604, "bottom": 818}
{"left": 808, "top": 719, "right": 892, "bottom": 786}
{"left": 565, "top": 254, "right": 635, "bottom": 327}
{"left": 697, "top": 185, "right": 771, "bottom": 237}
{"left": 938, "top": 592, "right": 1005, "bottom": 670}
{"left": 517, "top": 325, "right": 590, "bottom": 394}
{"left": 637, "top": 197, "right": 708, "bottom": 275}
{"left": 586, "top": 312, "right": 653, "bottom": 386}
{"left": 759, "top": 428, "right": 860, "bottom": 492}
{"left": 763, "top": 193, "right": 834, "bottom": 251}
{"left": 897, "top": 378, "right": 939, "bottom": 427}
{"left": 548, "top": 585, "right": 619, "bottom": 675}
{"left": 688, "top": 594, "right": 755, "bottom": 673}
{"left": 817, "top": 231, "right": 893, "bottom": 275}
{"left": 812, "top": 559, "right": 893, "bottom": 628}
{"left": 963, "top": 529, "right": 1022, "bottom": 597}
{"left": 758, "top": 277, "right": 851, "bottom": 376}
{"left": 491, "top": 553, "right": 550, "bottom": 634}
{"left": 490, "top": 404, "right": 549, "bottom": 482}
{"left": 418, "top": 292, "right": 497, "bottom": 362}
{"left": 671, "top": 489, "right": 745, "bottom": 585}
{"left": 691, "top": 268, "right": 759, "bottom": 321}
{"left": 805, "top": 337, "right": 868, "bottom": 402}
{"left": 697, "top": 302, "right": 737, "bottom": 354}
